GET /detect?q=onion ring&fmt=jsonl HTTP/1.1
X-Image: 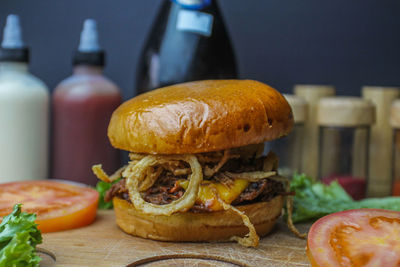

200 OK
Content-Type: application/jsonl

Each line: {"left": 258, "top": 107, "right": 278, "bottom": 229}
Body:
{"left": 124, "top": 154, "right": 203, "bottom": 216}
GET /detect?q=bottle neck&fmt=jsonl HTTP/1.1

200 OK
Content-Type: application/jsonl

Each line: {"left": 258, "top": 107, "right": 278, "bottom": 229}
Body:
{"left": 73, "top": 65, "right": 103, "bottom": 75}
{"left": 0, "top": 61, "right": 28, "bottom": 73}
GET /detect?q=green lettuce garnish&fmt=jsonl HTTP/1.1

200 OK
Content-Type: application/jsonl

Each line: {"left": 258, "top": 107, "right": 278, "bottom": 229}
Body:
{"left": 290, "top": 173, "right": 400, "bottom": 223}
{"left": 96, "top": 178, "right": 121, "bottom": 210}
{"left": 0, "top": 204, "right": 42, "bottom": 267}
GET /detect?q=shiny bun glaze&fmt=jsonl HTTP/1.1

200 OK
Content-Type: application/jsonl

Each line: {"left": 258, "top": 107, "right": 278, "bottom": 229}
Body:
{"left": 108, "top": 80, "right": 294, "bottom": 154}
{"left": 113, "top": 196, "right": 283, "bottom": 242}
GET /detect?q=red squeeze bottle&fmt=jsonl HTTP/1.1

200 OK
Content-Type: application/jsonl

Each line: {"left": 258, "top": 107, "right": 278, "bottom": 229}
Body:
{"left": 52, "top": 19, "right": 121, "bottom": 185}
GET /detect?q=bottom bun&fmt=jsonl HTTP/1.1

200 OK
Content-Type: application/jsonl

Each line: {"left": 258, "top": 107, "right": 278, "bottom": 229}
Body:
{"left": 113, "top": 195, "right": 283, "bottom": 242}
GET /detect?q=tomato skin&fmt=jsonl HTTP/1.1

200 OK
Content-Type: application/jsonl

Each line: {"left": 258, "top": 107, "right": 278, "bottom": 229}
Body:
{"left": 307, "top": 209, "right": 400, "bottom": 267}
{"left": 306, "top": 247, "right": 320, "bottom": 267}
{"left": 0, "top": 180, "right": 99, "bottom": 233}
{"left": 36, "top": 197, "right": 98, "bottom": 233}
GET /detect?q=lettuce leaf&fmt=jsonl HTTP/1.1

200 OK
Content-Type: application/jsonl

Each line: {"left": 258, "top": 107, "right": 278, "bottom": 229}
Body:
{"left": 96, "top": 178, "right": 121, "bottom": 209}
{"left": 0, "top": 204, "right": 42, "bottom": 267}
{"left": 290, "top": 173, "right": 400, "bottom": 223}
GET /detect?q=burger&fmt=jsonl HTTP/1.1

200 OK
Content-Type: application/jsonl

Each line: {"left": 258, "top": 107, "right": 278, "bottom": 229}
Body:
{"left": 93, "top": 80, "right": 297, "bottom": 247}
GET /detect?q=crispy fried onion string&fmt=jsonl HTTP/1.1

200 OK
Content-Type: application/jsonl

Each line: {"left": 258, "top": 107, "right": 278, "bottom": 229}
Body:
{"left": 213, "top": 172, "right": 234, "bottom": 188}
{"left": 92, "top": 164, "right": 111, "bottom": 183}
{"left": 224, "top": 171, "right": 276, "bottom": 181}
{"left": 268, "top": 175, "right": 306, "bottom": 239}
{"left": 92, "top": 164, "right": 127, "bottom": 183}
{"left": 214, "top": 190, "right": 259, "bottom": 247}
{"left": 161, "top": 160, "right": 191, "bottom": 176}
{"left": 129, "top": 153, "right": 146, "bottom": 161}
{"left": 231, "top": 143, "right": 265, "bottom": 160}
{"left": 204, "top": 150, "right": 240, "bottom": 178}
{"left": 139, "top": 166, "right": 163, "bottom": 192}
{"left": 124, "top": 154, "right": 203, "bottom": 216}
{"left": 197, "top": 151, "right": 224, "bottom": 163}
{"left": 286, "top": 194, "right": 306, "bottom": 239}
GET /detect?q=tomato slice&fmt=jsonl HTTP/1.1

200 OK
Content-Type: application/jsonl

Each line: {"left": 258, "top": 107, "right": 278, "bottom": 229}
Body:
{"left": 307, "top": 209, "right": 400, "bottom": 267}
{"left": 0, "top": 180, "right": 99, "bottom": 233}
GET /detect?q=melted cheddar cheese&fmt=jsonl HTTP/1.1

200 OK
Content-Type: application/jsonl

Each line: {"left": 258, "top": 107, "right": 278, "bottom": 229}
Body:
{"left": 178, "top": 179, "right": 249, "bottom": 211}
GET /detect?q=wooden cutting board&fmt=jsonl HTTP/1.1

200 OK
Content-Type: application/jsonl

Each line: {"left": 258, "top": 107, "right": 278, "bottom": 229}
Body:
{"left": 38, "top": 210, "right": 311, "bottom": 267}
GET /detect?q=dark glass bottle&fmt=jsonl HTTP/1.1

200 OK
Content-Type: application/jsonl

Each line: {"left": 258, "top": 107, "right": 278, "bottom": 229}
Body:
{"left": 136, "top": 0, "right": 238, "bottom": 94}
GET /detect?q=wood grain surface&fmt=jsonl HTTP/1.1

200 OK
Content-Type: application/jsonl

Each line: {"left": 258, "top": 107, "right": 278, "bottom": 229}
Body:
{"left": 39, "top": 210, "right": 310, "bottom": 267}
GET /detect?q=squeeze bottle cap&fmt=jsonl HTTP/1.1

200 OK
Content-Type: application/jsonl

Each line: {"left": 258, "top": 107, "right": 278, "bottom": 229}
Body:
{"left": 73, "top": 19, "right": 104, "bottom": 66}
{"left": 0, "top": 14, "right": 29, "bottom": 63}
{"left": 78, "top": 19, "right": 101, "bottom": 52}
{"left": 2, "top": 14, "right": 24, "bottom": 49}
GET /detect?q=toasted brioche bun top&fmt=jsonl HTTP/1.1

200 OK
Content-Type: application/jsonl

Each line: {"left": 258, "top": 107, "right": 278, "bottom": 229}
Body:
{"left": 108, "top": 80, "right": 293, "bottom": 154}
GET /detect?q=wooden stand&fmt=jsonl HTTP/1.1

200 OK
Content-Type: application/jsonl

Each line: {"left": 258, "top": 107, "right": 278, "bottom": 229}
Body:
{"left": 362, "top": 86, "right": 400, "bottom": 197}
{"left": 390, "top": 100, "right": 400, "bottom": 196}
{"left": 294, "top": 85, "right": 335, "bottom": 179}
{"left": 317, "top": 97, "right": 375, "bottom": 181}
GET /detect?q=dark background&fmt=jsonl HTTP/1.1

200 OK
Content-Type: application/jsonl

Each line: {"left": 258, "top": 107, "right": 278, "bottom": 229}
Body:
{"left": 1, "top": 0, "right": 399, "bottom": 98}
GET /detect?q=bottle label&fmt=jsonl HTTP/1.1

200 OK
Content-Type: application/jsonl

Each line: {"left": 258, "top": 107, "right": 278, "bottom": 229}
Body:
{"left": 172, "top": 0, "right": 211, "bottom": 10}
{"left": 176, "top": 10, "right": 213, "bottom": 36}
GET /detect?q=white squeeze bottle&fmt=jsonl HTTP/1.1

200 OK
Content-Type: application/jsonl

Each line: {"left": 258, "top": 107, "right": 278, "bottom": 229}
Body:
{"left": 0, "top": 15, "right": 49, "bottom": 182}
